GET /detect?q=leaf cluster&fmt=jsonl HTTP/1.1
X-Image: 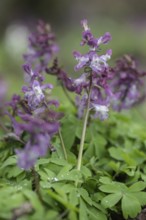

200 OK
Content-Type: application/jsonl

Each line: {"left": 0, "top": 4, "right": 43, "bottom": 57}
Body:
{"left": 0, "top": 110, "right": 146, "bottom": 219}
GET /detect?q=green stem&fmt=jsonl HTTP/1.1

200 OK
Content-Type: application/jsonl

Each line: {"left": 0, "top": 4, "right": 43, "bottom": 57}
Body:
{"left": 58, "top": 129, "right": 68, "bottom": 160}
{"left": 77, "top": 81, "right": 92, "bottom": 171}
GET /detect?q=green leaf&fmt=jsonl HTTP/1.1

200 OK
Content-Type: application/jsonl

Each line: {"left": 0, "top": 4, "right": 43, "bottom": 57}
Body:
{"left": 36, "top": 158, "right": 50, "bottom": 166}
{"left": 57, "top": 168, "right": 82, "bottom": 182}
{"left": 99, "top": 177, "right": 112, "bottom": 184}
{"left": 61, "top": 184, "right": 75, "bottom": 193}
{"left": 7, "top": 166, "right": 23, "bottom": 178}
{"left": 45, "top": 210, "right": 58, "bottom": 220}
{"left": 61, "top": 119, "right": 77, "bottom": 150}
{"left": 108, "top": 161, "right": 120, "bottom": 172}
{"left": 1, "top": 155, "right": 17, "bottom": 168}
{"left": 79, "top": 198, "right": 88, "bottom": 220}
{"left": 78, "top": 188, "right": 92, "bottom": 206}
{"left": 101, "top": 193, "right": 122, "bottom": 208}
{"left": 87, "top": 207, "right": 107, "bottom": 220}
{"left": 132, "top": 192, "right": 146, "bottom": 206}
{"left": 122, "top": 194, "right": 141, "bottom": 219}
{"left": 129, "top": 181, "right": 146, "bottom": 192}
{"left": 81, "top": 166, "right": 92, "bottom": 179}
{"left": 99, "top": 182, "right": 127, "bottom": 194}
{"left": 69, "top": 189, "right": 79, "bottom": 206}
{"left": 50, "top": 158, "right": 68, "bottom": 166}
{"left": 57, "top": 164, "right": 73, "bottom": 179}
{"left": 108, "top": 147, "right": 123, "bottom": 161}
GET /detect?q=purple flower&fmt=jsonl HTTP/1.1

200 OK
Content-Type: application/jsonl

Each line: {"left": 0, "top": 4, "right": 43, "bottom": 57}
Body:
{"left": 73, "top": 49, "right": 112, "bottom": 74}
{"left": 72, "top": 20, "right": 113, "bottom": 119}
{"left": 6, "top": 60, "right": 61, "bottom": 170}
{"left": 14, "top": 114, "right": 60, "bottom": 170}
{"left": 80, "top": 19, "right": 112, "bottom": 50}
{"left": 111, "top": 55, "right": 146, "bottom": 111}
{"left": 73, "top": 51, "right": 89, "bottom": 71}
{"left": 24, "top": 20, "right": 59, "bottom": 72}
{"left": 47, "top": 19, "right": 113, "bottom": 120}
{"left": 23, "top": 64, "right": 44, "bottom": 83}
{"left": 16, "top": 133, "right": 50, "bottom": 170}
{"left": 89, "top": 49, "right": 112, "bottom": 73}
{"left": 16, "top": 146, "right": 38, "bottom": 170}
{"left": 22, "top": 80, "right": 53, "bottom": 111}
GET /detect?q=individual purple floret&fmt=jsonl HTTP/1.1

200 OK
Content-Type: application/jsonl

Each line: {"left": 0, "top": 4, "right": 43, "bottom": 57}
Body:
{"left": 22, "top": 79, "right": 53, "bottom": 111}
{"left": 111, "top": 55, "right": 146, "bottom": 111}
{"left": 23, "top": 64, "right": 44, "bottom": 83}
{"left": 24, "top": 20, "right": 59, "bottom": 72}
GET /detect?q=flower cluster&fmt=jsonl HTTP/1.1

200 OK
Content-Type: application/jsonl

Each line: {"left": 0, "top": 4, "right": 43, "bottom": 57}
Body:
{"left": 24, "top": 20, "right": 59, "bottom": 73}
{"left": 47, "top": 20, "right": 113, "bottom": 120}
{"left": 22, "top": 64, "right": 55, "bottom": 114}
{"left": 7, "top": 63, "right": 60, "bottom": 170}
{"left": 15, "top": 114, "right": 59, "bottom": 170}
{"left": 72, "top": 19, "right": 113, "bottom": 120}
{"left": 111, "top": 55, "right": 146, "bottom": 111}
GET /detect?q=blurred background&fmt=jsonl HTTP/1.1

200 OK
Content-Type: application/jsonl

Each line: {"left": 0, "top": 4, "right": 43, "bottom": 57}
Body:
{"left": 0, "top": 0, "right": 146, "bottom": 117}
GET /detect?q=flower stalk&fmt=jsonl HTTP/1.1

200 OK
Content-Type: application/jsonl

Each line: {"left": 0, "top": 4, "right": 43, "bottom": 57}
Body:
{"left": 58, "top": 129, "right": 68, "bottom": 160}
{"left": 77, "top": 76, "right": 92, "bottom": 171}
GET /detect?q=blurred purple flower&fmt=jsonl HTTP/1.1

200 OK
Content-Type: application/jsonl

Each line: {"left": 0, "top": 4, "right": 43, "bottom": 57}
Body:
{"left": 91, "top": 104, "right": 109, "bottom": 120}
{"left": 6, "top": 58, "right": 61, "bottom": 170}
{"left": 16, "top": 132, "right": 51, "bottom": 170}
{"left": 24, "top": 20, "right": 59, "bottom": 72}
{"left": 111, "top": 55, "right": 146, "bottom": 111}
{"left": 14, "top": 114, "right": 59, "bottom": 170}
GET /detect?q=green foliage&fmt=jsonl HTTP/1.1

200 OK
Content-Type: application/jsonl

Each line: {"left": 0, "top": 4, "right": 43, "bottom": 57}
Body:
{"left": 99, "top": 180, "right": 146, "bottom": 219}
{"left": 1, "top": 110, "right": 146, "bottom": 219}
